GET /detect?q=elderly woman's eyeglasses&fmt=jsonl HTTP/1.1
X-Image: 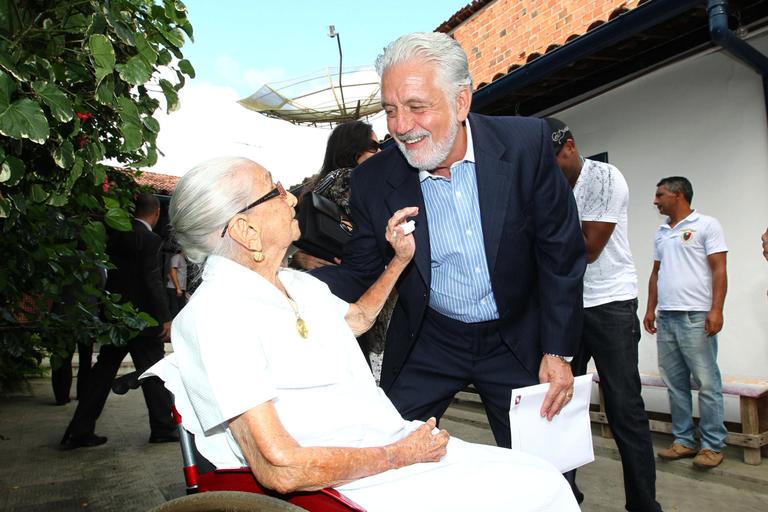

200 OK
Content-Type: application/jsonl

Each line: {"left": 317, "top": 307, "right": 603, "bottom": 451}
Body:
{"left": 220, "top": 182, "right": 287, "bottom": 237}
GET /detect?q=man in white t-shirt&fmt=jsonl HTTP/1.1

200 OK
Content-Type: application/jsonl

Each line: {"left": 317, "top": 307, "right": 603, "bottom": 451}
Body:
{"left": 546, "top": 118, "right": 661, "bottom": 512}
{"left": 643, "top": 177, "right": 728, "bottom": 469}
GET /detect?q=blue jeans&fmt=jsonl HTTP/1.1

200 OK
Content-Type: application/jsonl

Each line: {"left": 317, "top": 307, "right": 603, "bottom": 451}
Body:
{"left": 657, "top": 310, "right": 726, "bottom": 451}
{"left": 567, "top": 299, "right": 660, "bottom": 512}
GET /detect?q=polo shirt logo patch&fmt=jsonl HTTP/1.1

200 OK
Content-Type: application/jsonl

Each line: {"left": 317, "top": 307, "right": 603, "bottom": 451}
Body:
{"left": 681, "top": 229, "right": 695, "bottom": 244}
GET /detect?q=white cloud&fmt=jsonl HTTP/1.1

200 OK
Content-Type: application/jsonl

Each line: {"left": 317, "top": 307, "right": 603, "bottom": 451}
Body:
{"left": 149, "top": 80, "right": 332, "bottom": 187}
{"left": 242, "top": 68, "right": 287, "bottom": 91}
{"left": 213, "top": 55, "right": 240, "bottom": 82}
{"left": 213, "top": 55, "right": 286, "bottom": 93}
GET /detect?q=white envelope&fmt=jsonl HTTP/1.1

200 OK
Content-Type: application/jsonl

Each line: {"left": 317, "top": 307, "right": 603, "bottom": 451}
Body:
{"left": 509, "top": 373, "right": 595, "bottom": 472}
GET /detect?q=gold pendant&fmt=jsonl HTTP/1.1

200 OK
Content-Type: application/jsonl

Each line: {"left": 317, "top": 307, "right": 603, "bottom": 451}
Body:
{"left": 296, "top": 317, "right": 309, "bottom": 339}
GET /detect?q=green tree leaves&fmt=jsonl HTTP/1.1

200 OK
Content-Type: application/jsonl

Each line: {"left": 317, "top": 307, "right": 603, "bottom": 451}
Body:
{"left": 0, "top": 0, "right": 195, "bottom": 391}
{"left": 159, "top": 78, "right": 180, "bottom": 113}
{"left": 117, "top": 97, "right": 143, "bottom": 151}
{"left": 54, "top": 140, "right": 75, "bottom": 169}
{"left": 0, "top": 72, "right": 49, "bottom": 143}
{"left": 116, "top": 56, "right": 153, "bottom": 85}
{"left": 0, "top": 69, "right": 17, "bottom": 104}
{"left": 89, "top": 34, "right": 116, "bottom": 84}
{"left": 0, "top": 98, "right": 49, "bottom": 144}
{"left": 32, "top": 81, "right": 73, "bottom": 122}
{"left": 0, "top": 155, "right": 24, "bottom": 187}
{"left": 178, "top": 59, "right": 195, "bottom": 78}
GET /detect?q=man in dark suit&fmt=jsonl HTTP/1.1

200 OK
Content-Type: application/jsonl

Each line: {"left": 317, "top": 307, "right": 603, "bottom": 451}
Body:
{"left": 62, "top": 194, "right": 177, "bottom": 448}
{"left": 313, "top": 32, "right": 586, "bottom": 448}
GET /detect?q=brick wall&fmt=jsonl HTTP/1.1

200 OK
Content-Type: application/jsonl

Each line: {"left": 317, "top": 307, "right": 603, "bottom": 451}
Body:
{"left": 445, "top": 0, "right": 642, "bottom": 86}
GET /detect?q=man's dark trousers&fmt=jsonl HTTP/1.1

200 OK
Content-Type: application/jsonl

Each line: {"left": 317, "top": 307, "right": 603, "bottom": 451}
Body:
{"left": 386, "top": 308, "right": 538, "bottom": 448}
{"left": 65, "top": 332, "right": 174, "bottom": 438}
{"left": 52, "top": 342, "right": 93, "bottom": 404}
{"left": 567, "top": 298, "right": 661, "bottom": 512}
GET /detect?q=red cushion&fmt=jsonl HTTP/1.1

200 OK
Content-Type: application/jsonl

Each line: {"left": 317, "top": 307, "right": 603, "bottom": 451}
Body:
{"left": 198, "top": 469, "right": 366, "bottom": 512}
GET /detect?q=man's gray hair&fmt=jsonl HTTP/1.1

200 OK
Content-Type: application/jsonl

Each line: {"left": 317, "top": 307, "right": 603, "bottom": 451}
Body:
{"left": 375, "top": 32, "right": 473, "bottom": 98}
{"left": 169, "top": 157, "right": 255, "bottom": 264}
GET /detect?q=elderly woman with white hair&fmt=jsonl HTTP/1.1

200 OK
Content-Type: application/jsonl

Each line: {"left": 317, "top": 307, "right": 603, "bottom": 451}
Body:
{"left": 146, "top": 157, "right": 578, "bottom": 511}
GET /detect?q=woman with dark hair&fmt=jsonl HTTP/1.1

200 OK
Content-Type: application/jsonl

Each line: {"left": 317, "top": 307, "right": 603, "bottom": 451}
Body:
{"left": 293, "top": 121, "right": 379, "bottom": 268}
{"left": 319, "top": 121, "right": 379, "bottom": 188}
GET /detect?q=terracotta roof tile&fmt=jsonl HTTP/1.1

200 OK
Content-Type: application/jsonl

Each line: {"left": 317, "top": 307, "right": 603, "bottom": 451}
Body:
{"left": 135, "top": 170, "right": 179, "bottom": 195}
{"left": 438, "top": 1, "right": 644, "bottom": 89}
{"left": 435, "top": 0, "right": 496, "bottom": 33}
{"left": 111, "top": 167, "right": 180, "bottom": 195}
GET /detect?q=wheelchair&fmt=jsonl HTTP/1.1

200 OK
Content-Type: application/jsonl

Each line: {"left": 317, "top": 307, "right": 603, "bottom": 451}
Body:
{"left": 115, "top": 370, "right": 366, "bottom": 512}
{"left": 166, "top": 406, "right": 366, "bottom": 512}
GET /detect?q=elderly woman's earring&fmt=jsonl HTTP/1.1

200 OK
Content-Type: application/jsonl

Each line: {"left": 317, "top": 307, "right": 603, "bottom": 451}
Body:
{"left": 248, "top": 240, "right": 265, "bottom": 262}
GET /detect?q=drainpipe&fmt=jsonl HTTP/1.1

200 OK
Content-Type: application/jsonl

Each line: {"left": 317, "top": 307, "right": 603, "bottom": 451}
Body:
{"left": 708, "top": 0, "right": 768, "bottom": 122}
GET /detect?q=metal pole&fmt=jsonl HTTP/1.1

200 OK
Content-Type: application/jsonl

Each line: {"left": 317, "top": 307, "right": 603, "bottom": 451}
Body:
{"left": 335, "top": 33, "right": 347, "bottom": 116}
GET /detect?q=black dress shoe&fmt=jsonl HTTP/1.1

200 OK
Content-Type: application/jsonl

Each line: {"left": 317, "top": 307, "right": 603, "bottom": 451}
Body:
{"left": 111, "top": 370, "right": 142, "bottom": 395}
{"left": 148, "top": 432, "right": 179, "bottom": 444}
{"left": 60, "top": 433, "right": 108, "bottom": 449}
{"left": 54, "top": 398, "right": 71, "bottom": 406}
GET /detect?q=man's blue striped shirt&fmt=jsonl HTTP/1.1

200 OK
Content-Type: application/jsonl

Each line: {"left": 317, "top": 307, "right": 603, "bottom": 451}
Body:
{"left": 419, "top": 130, "right": 499, "bottom": 323}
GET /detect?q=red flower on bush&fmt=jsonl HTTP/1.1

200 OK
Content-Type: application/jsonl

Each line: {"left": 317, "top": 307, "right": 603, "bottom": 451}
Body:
{"left": 76, "top": 135, "right": 88, "bottom": 148}
{"left": 76, "top": 112, "right": 93, "bottom": 122}
{"left": 102, "top": 176, "right": 109, "bottom": 193}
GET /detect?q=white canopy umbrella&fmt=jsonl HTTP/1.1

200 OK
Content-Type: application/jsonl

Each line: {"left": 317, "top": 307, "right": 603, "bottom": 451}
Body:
{"left": 238, "top": 65, "right": 382, "bottom": 127}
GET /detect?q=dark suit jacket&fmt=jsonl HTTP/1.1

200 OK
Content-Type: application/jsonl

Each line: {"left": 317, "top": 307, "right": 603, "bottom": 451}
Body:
{"left": 106, "top": 219, "right": 171, "bottom": 330}
{"left": 313, "top": 114, "right": 585, "bottom": 390}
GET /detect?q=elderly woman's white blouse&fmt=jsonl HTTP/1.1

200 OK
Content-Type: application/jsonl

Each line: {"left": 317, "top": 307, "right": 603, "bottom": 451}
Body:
{"left": 150, "top": 255, "right": 411, "bottom": 469}
{"left": 147, "top": 255, "right": 579, "bottom": 512}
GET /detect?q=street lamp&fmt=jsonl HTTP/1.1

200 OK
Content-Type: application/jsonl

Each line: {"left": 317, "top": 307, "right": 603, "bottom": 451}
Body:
{"left": 328, "top": 25, "right": 347, "bottom": 115}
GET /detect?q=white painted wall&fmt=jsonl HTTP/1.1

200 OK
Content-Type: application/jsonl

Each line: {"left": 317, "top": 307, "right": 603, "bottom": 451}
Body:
{"left": 554, "top": 32, "right": 768, "bottom": 419}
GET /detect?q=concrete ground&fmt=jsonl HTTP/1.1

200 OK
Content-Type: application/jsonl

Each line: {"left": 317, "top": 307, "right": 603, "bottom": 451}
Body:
{"left": 1, "top": 377, "right": 766, "bottom": 511}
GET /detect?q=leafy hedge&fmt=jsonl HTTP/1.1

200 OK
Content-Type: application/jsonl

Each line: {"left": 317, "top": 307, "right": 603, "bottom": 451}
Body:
{"left": 0, "top": 0, "right": 194, "bottom": 391}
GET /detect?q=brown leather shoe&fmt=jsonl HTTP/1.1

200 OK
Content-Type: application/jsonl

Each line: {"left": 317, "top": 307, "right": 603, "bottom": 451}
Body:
{"left": 658, "top": 443, "right": 697, "bottom": 460}
{"left": 693, "top": 449, "right": 723, "bottom": 469}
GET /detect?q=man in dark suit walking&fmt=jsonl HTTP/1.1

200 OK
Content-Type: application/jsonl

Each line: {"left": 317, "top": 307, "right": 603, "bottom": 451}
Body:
{"left": 313, "top": 32, "right": 586, "bottom": 448}
{"left": 62, "top": 194, "right": 177, "bottom": 448}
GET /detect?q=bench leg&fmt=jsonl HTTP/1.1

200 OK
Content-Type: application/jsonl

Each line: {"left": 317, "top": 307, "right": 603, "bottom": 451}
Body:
{"left": 760, "top": 395, "right": 768, "bottom": 458}
{"left": 599, "top": 383, "right": 613, "bottom": 439}
{"left": 740, "top": 396, "right": 762, "bottom": 465}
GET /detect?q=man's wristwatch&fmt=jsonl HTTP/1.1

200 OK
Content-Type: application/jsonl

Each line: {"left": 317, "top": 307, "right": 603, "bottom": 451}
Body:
{"left": 543, "top": 353, "right": 573, "bottom": 363}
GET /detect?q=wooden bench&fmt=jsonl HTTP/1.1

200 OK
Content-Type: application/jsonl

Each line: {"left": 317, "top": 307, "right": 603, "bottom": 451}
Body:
{"left": 590, "top": 372, "right": 768, "bottom": 465}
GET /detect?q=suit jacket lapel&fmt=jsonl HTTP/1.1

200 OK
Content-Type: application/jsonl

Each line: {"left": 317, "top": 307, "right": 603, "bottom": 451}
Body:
{"left": 385, "top": 162, "right": 430, "bottom": 287}
{"left": 470, "top": 114, "right": 512, "bottom": 274}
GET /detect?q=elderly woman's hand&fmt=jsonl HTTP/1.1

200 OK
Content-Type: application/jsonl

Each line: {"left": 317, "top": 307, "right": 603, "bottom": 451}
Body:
{"left": 346, "top": 206, "right": 419, "bottom": 336}
{"left": 385, "top": 206, "right": 418, "bottom": 264}
{"left": 388, "top": 417, "right": 449, "bottom": 467}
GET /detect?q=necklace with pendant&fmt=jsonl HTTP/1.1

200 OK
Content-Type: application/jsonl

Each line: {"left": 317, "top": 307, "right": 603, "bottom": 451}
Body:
{"left": 286, "top": 296, "right": 309, "bottom": 339}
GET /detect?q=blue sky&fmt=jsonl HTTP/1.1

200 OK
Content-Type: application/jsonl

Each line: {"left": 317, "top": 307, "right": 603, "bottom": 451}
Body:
{"left": 153, "top": 1, "right": 471, "bottom": 183}
{"left": 181, "top": 0, "right": 471, "bottom": 96}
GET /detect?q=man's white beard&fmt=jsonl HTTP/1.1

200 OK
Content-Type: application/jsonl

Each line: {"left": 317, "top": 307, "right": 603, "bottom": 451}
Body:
{"left": 395, "top": 109, "right": 460, "bottom": 172}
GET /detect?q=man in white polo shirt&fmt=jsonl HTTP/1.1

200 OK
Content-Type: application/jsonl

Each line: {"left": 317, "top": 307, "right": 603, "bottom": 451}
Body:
{"left": 547, "top": 118, "right": 661, "bottom": 512}
{"left": 643, "top": 176, "right": 728, "bottom": 469}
